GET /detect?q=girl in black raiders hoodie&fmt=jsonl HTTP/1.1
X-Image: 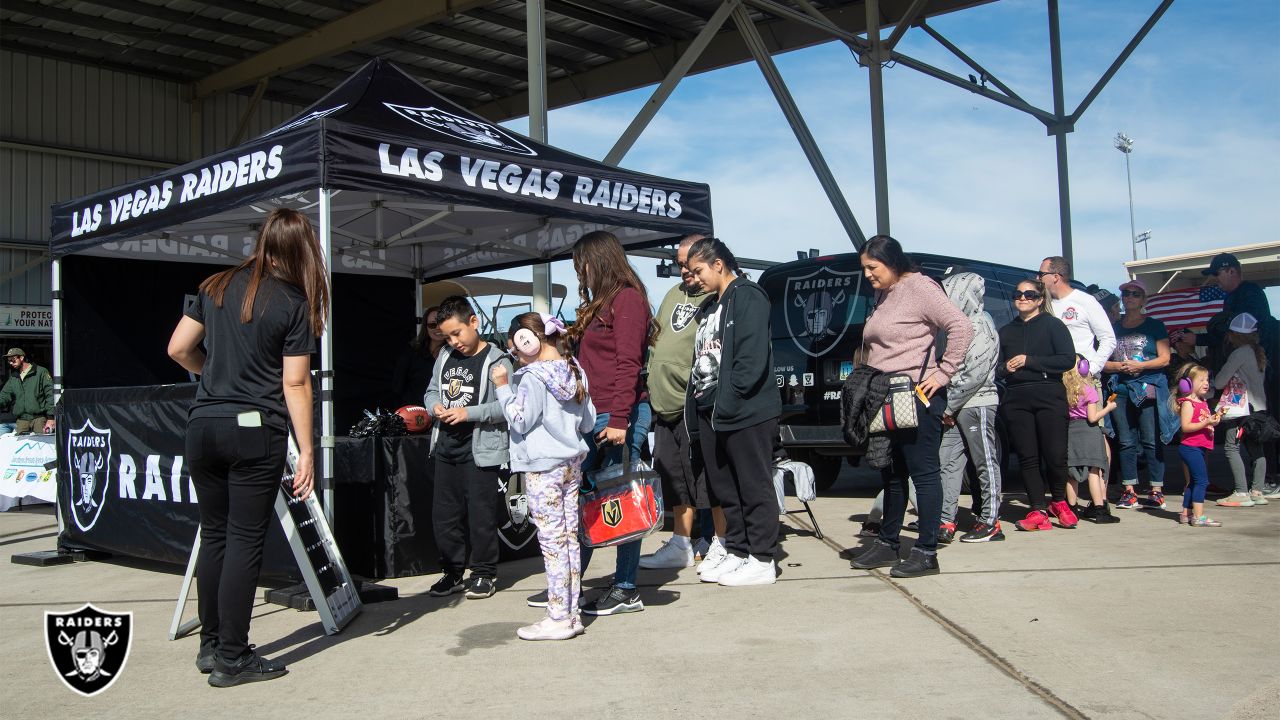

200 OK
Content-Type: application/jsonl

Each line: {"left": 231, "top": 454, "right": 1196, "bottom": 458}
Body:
{"left": 997, "top": 278, "right": 1077, "bottom": 532}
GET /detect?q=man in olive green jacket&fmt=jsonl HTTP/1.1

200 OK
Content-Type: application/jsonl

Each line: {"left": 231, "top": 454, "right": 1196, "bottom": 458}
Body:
{"left": 0, "top": 348, "right": 55, "bottom": 434}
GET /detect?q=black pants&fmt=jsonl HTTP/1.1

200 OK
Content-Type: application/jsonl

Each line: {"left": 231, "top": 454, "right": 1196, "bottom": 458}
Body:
{"left": 187, "top": 417, "right": 288, "bottom": 664}
{"left": 697, "top": 413, "right": 779, "bottom": 561}
{"left": 432, "top": 457, "right": 503, "bottom": 577}
{"left": 1001, "top": 382, "right": 1070, "bottom": 509}
{"left": 880, "top": 390, "right": 946, "bottom": 553}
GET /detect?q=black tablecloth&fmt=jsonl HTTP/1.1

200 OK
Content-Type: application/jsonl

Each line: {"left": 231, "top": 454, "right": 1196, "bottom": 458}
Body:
{"left": 333, "top": 435, "right": 539, "bottom": 579}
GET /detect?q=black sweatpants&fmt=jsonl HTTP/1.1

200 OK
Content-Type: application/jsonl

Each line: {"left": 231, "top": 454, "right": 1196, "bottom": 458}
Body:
{"left": 697, "top": 413, "right": 779, "bottom": 561}
{"left": 432, "top": 457, "right": 504, "bottom": 578}
{"left": 1001, "top": 382, "right": 1070, "bottom": 509}
{"left": 187, "top": 417, "right": 288, "bottom": 664}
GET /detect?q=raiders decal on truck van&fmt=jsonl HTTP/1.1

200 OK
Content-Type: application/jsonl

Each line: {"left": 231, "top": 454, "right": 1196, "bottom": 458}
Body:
{"left": 783, "top": 267, "right": 860, "bottom": 357}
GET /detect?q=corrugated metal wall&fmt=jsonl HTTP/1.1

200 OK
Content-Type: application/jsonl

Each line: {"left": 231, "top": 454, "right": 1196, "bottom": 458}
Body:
{"left": 0, "top": 49, "right": 303, "bottom": 304}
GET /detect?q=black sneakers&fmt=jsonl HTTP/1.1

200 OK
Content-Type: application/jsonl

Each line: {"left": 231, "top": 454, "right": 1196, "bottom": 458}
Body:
{"left": 429, "top": 571, "right": 466, "bottom": 597}
{"left": 208, "top": 647, "right": 288, "bottom": 688}
{"left": 890, "top": 548, "right": 940, "bottom": 578}
{"left": 581, "top": 585, "right": 643, "bottom": 616}
{"left": 1082, "top": 503, "right": 1121, "bottom": 524}
{"left": 850, "top": 541, "right": 899, "bottom": 569}
{"left": 526, "top": 590, "right": 549, "bottom": 608}
{"left": 195, "top": 639, "right": 217, "bottom": 674}
{"left": 959, "top": 521, "right": 1005, "bottom": 543}
{"left": 465, "top": 575, "right": 496, "bottom": 599}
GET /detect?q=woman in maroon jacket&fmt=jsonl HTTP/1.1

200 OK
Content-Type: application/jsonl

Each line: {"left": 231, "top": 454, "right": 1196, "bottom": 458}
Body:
{"left": 529, "top": 231, "right": 655, "bottom": 617}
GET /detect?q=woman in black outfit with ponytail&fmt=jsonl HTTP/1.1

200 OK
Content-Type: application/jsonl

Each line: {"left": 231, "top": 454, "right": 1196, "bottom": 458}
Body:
{"left": 997, "top": 278, "right": 1077, "bottom": 532}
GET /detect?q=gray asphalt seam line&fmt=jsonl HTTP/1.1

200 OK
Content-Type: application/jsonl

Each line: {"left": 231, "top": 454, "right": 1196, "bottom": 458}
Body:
{"left": 784, "top": 515, "right": 1089, "bottom": 720}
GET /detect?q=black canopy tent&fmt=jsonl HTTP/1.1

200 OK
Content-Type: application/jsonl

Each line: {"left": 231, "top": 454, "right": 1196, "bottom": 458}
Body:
{"left": 49, "top": 58, "right": 713, "bottom": 520}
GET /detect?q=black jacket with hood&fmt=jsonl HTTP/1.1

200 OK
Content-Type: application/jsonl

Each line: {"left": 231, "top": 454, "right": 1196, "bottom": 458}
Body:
{"left": 685, "top": 275, "right": 782, "bottom": 435}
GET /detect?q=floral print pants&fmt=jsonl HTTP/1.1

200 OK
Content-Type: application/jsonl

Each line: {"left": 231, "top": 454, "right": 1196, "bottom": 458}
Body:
{"left": 526, "top": 460, "right": 583, "bottom": 622}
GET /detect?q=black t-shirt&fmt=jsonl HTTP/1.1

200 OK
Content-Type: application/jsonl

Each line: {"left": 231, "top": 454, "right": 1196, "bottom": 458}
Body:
{"left": 434, "top": 348, "right": 488, "bottom": 463}
{"left": 185, "top": 269, "right": 315, "bottom": 431}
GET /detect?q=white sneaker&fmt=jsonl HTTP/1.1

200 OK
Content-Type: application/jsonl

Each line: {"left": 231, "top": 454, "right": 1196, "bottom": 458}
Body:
{"left": 718, "top": 557, "right": 777, "bottom": 587}
{"left": 692, "top": 537, "right": 711, "bottom": 560}
{"left": 517, "top": 617, "right": 577, "bottom": 641}
{"left": 639, "top": 538, "right": 694, "bottom": 569}
{"left": 700, "top": 554, "right": 744, "bottom": 583}
{"left": 1216, "top": 492, "right": 1255, "bottom": 507}
{"left": 696, "top": 538, "right": 728, "bottom": 575}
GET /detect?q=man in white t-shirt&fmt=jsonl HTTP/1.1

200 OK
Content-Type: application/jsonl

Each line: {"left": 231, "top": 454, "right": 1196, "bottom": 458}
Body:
{"left": 1039, "top": 257, "right": 1116, "bottom": 376}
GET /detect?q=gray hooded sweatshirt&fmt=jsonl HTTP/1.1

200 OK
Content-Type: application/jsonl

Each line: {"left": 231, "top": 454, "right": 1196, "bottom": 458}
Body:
{"left": 941, "top": 273, "right": 1000, "bottom": 415}
{"left": 495, "top": 359, "right": 597, "bottom": 473}
{"left": 424, "top": 343, "right": 512, "bottom": 467}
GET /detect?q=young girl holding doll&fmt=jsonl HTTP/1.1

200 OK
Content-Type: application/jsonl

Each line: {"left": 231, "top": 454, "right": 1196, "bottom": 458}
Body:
{"left": 491, "top": 312, "right": 596, "bottom": 641}
{"left": 1174, "top": 364, "right": 1223, "bottom": 527}
{"left": 1063, "top": 357, "right": 1120, "bottom": 523}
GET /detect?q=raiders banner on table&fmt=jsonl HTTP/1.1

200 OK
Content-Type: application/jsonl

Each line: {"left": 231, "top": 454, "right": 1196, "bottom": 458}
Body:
{"left": 56, "top": 384, "right": 296, "bottom": 575}
{"left": 49, "top": 59, "right": 712, "bottom": 274}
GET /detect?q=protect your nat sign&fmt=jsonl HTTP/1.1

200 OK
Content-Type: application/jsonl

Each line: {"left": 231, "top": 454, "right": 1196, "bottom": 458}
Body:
{"left": 0, "top": 305, "right": 52, "bottom": 333}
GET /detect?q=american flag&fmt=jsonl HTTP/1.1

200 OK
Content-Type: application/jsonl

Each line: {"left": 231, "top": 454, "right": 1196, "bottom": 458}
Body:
{"left": 1144, "top": 285, "right": 1227, "bottom": 330}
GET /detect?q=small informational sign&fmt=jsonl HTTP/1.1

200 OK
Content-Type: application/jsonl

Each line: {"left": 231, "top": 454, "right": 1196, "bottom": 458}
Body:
{"left": 0, "top": 305, "right": 53, "bottom": 333}
{"left": 0, "top": 433, "right": 57, "bottom": 510}
{"left": 802, "top": 373, "right": 814, "bottom": 387}
{"left": 839, "top": 361, "right": 854, "bottom": 381}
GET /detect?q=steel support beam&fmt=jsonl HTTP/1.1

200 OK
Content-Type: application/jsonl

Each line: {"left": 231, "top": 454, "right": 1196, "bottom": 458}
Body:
{"left": 1069, "top": 0, "right": 1176, "bottom": 124}
{"left": 464, "top": 8, "right": 628, "bottom": 61}
{"left": 604, "top": 0, "right": 739, "bottom": 167}
{"left": 1047, "top": 0, "right": 1072, "bottom": 267}
{"left": 0, "top": 139, "right": 178, "bottom": 169}
{"left": 882, "top": 0, "right": 930, "bottom": 51}
{"left": 194, "top": 0, "right": 490, "bottom": 99}
{"left": 229, "top": 78, "right": 269, "bottom": 148}
{"left": 528, "top": 0, "right": 553, "bottom": 315}
{"left": 740, "top": 0, "right": 1057, "bottom": 124}
{"left": 732, "top": 4, "right": 866, "bottom": 248}
{"left": 917, "top": 20, "right": 1027, "bottom": 104}
{"left": 864, "top": 0, "right": 891, "bottom": 236}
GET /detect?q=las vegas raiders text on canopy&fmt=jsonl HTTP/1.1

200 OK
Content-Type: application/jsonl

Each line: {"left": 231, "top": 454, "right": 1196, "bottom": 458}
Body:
{"left": 377, "top": 143, "right": 684, "bottom": 219}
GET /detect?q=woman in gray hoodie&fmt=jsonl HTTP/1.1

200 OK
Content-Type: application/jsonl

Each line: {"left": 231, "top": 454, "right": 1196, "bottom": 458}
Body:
{"left": 493, "top": 313, "right": 596, "bottom": 641}
{"left": 938, "top": 273, "right": 1003, "bottom": 543}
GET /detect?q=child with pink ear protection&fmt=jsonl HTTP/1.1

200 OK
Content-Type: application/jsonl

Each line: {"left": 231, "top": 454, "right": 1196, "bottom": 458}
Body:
{"left": 1173, "top": 364, "right": 1223, "bottom": 527}
{"left": 491, "top": 312, "right": 597, "bottom": 641}
{"left": 1062, "top": 356, "right": 1119, "bottom": 523}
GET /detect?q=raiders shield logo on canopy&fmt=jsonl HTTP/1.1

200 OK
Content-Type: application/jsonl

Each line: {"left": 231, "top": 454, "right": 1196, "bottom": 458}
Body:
{"left": 383, "top": 103, "right": 537, "bottom": 156}
{"left": 45, "top": 604, "right": 133, "bottom": 697}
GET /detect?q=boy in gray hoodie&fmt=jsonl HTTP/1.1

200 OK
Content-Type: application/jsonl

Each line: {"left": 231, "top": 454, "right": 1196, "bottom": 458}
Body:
{"left": 939, "top": 273, "right": 1004, "bottom": 543}
{"left": 424, "top": 296, "right": 513, "bottom": 599}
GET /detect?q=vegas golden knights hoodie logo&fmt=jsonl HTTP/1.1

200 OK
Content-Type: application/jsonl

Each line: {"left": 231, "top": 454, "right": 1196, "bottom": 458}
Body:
{"left": 602, "top": 498, "right": 623, "bottom": 527}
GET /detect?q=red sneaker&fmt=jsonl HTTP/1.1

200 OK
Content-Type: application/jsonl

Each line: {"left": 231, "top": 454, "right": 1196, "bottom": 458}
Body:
{"left": 1049, "top": 500, "right": 1079, "bottom": 529}
{"left": 1015, "top": 509, "right": 1052, "bottom": 532}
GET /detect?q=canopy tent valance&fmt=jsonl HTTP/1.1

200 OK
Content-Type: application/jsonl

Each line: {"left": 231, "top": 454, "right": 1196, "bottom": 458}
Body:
{"left": 50, "top": 58, "right": 713, "bottom": 280}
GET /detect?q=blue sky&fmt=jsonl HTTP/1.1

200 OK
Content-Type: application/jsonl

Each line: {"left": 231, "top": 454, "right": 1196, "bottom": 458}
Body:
{"left": 498, "top": 0, "right": 1279, "bottom": 308}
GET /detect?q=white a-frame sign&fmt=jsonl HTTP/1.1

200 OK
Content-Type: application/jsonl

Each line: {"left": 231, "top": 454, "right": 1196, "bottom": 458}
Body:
{"left": 169, "top": 433, "right": 361, "bottom": 639}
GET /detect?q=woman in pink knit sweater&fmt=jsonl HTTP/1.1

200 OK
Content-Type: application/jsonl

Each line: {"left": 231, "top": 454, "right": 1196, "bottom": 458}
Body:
{"left": 848, "top": 236, "right": 973, "bottom": 578}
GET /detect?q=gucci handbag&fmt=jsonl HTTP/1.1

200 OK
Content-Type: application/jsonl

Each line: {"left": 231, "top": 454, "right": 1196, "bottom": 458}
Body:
{"left": 867, "top": 340, "right": 935, "bottom": 435}
{"left": 579, "top": 449, "right": 663, "bottom": 548}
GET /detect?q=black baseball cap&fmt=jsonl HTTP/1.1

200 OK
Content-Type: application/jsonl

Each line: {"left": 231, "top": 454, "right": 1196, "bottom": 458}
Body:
{"left": 1202, "top": 252, "right": 1241, "bottom": 276}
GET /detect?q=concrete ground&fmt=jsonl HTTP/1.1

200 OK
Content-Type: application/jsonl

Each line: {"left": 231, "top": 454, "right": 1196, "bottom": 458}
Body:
{"left": 2, "top": 462, "right": 1278, "bottom": 720}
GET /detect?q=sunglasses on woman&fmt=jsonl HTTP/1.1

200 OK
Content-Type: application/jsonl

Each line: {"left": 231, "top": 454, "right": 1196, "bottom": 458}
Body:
{"left": 1013, "top": 290, "right": 1043, "bottom": 301}
{"left": 1120, "top": 290, "right": 1144, "bottom": 298}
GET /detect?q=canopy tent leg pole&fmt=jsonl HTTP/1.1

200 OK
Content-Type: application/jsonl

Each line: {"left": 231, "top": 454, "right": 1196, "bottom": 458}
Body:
{"left": 51, "top": 256, "right": 65, "bottom": 537}
{"left": 527, "top": 0, "right": 553, "bottom": 314}
{"left": 318, "top": 187, "right": 336, "bottom": 527}
{"left": 732, "top": 4, "right": 866, "bottom": 249}
{"left": 863, "top": 0, "right": 891, "bottom": 236}
{"left": 604, "top": 0, "right": 739, "bottom": 167}
{"left": 1047, "top": 0, "right": 1073, "bottom": 268}
{"left": 413, "top": 245, "right": 424, "bottom": 321}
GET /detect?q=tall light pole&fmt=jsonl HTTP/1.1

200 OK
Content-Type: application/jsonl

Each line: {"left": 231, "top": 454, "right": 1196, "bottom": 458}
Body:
{"left": 1114, "top": 132, "right": 1138, "bottom": 261}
